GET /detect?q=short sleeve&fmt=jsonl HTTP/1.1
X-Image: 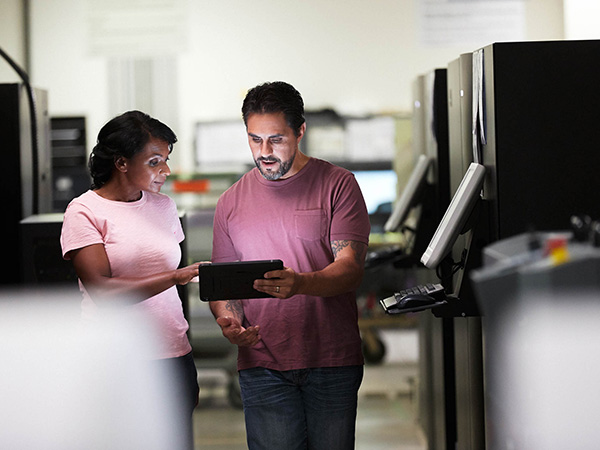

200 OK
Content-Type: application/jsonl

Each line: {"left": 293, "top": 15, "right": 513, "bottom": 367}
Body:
{"left": 330, "top": 173, "right": 371, "bottom": 245}
{"left": 60, "top": 202, "right": 104, "bottom": 260}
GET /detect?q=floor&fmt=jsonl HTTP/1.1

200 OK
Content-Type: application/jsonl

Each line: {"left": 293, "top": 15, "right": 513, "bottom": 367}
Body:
{"left": 191, "top": 341, "right": 426, "bottom": 449}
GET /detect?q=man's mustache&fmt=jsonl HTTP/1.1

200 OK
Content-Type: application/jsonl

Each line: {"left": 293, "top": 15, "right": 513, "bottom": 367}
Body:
{"left": 258, "top": 157, "right": 280, "bottom": 163}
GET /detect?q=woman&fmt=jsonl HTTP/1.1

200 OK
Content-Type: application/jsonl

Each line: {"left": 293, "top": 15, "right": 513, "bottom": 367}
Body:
{"left": 60, "top": 110, "right": 200, "bottom": 447}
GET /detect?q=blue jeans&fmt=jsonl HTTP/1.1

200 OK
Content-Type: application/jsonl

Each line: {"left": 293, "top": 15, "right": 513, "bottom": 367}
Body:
{"left": 239, "top": 366, "right": 363, "bottom": 450}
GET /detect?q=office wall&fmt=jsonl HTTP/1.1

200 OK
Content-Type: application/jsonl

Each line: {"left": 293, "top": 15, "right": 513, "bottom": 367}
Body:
{"left": 564, "top": 0, "right": 600, "bottom": 38}
{"left": 1, "top": 0, "right": 565, "bottom": 172}
{"left": 0, "top": 0, "right": 26, "bottom": 82}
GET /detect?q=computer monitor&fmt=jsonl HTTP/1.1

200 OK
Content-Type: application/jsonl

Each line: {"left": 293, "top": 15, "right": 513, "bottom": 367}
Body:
{"left": 352, "top": 168, "right": 397, "bottom": 215}
{"left": 384, "top": 154, "right": 432, "bottom": 232}
{"left": 194, "top": 120, "right": 250, "bottom": 172}
{"left": 349, "top": 166, "right": 397, "bottom": 235}
{"left": 421, "top": 163, "right": 486, "bottom": 269}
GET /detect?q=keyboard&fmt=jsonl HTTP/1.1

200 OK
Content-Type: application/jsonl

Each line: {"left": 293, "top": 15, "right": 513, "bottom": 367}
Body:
{"left": 380, "top": 283, "right": 446, "bottom": 314}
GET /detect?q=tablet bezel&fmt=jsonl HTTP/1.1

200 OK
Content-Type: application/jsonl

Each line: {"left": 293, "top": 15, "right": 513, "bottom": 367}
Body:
{"left": 198, "top": 259, "right": 284, "bottom": 301}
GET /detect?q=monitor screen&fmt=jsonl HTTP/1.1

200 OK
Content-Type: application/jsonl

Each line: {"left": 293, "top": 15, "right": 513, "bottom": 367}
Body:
{"left": 421, "top": 162, "right": 486, "bottom": 269}
{"left": 352, "top": 169, "right": 397, "bottom": 215}
{"left": 384, "top": 154, "right": 431, "bottom": 232}
{"left": 195, "top": 120, "right": 250, "bottom": 171}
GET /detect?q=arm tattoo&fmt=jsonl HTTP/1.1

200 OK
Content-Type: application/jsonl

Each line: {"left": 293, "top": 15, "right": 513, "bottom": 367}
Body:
{"left": 331, "top": 239, "right": 367, "bottom": 266}
{"left": 331, "top": 239, "right": 350, "bottom": 258}
{"left": 225, "top": 300, "right": 244, "bottom": 321}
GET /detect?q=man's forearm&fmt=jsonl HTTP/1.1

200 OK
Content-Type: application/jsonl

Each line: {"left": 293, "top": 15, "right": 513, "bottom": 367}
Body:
{"left": 296, "top": 257, "right": 364, "bottom": 297}
{"left": 209, "top": 299, "right": 245, "bottom": 322}
{"left": 295, "top": 239, "right": 367, "bottom": 297}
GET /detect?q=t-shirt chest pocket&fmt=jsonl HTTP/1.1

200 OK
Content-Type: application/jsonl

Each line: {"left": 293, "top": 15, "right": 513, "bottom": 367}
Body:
{"left": 294, "top": 209, "right": 327, "bottom": 241}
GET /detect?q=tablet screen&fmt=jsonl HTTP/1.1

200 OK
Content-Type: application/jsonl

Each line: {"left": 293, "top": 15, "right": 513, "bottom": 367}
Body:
{"left": 198, "top": 260, "right": 284, "bottom": 301}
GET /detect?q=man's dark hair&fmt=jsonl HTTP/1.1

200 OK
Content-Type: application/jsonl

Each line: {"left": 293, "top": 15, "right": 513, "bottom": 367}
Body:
{"left": 88, "top": 110, "right": 177, "bottom": 189}
{"left": 241, "top": 81, "right": 305, "bottom": 136}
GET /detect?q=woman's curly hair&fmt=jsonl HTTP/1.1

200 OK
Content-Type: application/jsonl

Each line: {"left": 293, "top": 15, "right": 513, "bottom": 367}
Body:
{"left": 88, "top": 110, "right": 177, "bottom": 189}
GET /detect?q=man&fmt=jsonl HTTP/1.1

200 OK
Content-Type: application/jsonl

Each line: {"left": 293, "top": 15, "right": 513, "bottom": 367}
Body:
{"left": 210, "top": 81, "right": 370, "bottom": 449}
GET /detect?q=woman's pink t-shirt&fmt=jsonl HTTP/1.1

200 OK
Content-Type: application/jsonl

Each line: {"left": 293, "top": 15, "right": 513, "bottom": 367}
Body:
{"left": 60, "top": 190, "right": 191, "bottom": 359}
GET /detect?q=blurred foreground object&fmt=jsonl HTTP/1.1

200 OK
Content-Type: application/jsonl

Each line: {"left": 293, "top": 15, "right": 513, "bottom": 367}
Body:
{"left": 471, "top": 230, "right": 600, "bottom": 450}
{"left": 0, "top": 288, "right": 188, "bottom": 450}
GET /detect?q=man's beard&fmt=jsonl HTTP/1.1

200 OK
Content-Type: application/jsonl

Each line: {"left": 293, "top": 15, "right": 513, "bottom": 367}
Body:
{"left": 255, "top": 154, "right": 295, "bottom": 180}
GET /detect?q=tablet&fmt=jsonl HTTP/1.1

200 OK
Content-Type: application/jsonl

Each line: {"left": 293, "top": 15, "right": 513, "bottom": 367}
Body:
{"left": 198, "top": 260, "right": 284, "bottom": 301}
